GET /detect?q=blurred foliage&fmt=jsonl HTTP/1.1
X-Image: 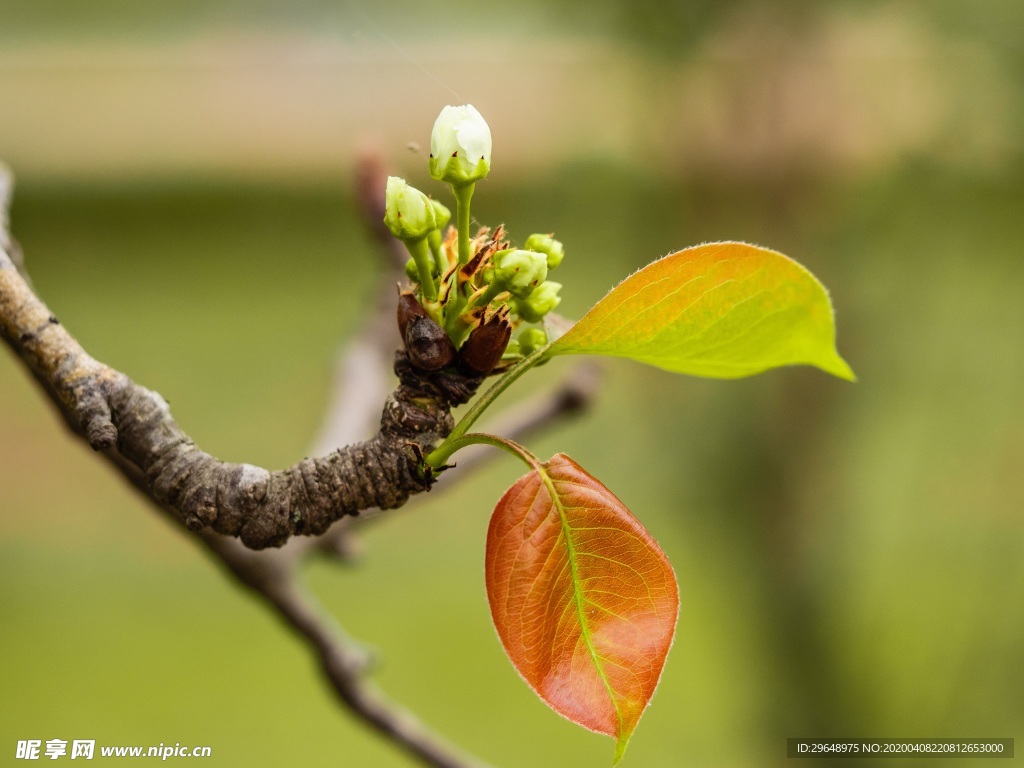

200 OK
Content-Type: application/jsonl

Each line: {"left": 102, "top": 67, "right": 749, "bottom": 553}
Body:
{"left": 3, "top": 0, "right": 1023, "bottom": 68}
{"left": 2, "top": 0, "right": 1024, "bottom": 765}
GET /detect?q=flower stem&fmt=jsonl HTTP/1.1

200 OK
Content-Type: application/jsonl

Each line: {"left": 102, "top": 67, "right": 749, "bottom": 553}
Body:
{"left": 406, "top": 238, "right": 437, "bottom": 302}
{"left": 452, "top": 182, "right": 475, "bottom": 266}
{"left": 427, "top": 230, "right": 445, "bottom": 274}
{"left": 443, "top": 283, "right": 468, "bottom": 340}
{"left": 475, "top": 281, "right": 505, "bottom": 308}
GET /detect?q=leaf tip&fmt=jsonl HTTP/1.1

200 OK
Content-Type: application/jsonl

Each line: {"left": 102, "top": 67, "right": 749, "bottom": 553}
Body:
{"left": 612, "top": 733, "right": 630, "bottom": 765}
{"left": 820, "top": 350, "right": 857, "bottom": 382}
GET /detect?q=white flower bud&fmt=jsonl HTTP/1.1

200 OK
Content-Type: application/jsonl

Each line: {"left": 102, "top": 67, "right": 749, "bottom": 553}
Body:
{"left": 384, "top": 176, "right": 436, "bottom": 242}
{"left": 429, "top": 105, "right": 492, "bottom": 185}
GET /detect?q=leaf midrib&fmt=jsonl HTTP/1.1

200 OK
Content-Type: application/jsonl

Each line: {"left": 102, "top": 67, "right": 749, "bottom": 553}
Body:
{"left": 537, "top": 465, "right": 624, "bottom": 739}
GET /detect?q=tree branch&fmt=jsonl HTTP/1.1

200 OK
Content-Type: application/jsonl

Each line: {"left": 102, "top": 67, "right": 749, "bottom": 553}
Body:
{"left": 199, "top": 533, "right": 492, "bottom": 768}
{"left": 0, "top": 160, "right": 497, "bottom": 768}
{"left": 0, "top": 233, "right": 482, "bottom": 549}
{"left": 1, "top": 157, "right": 597, "bottom": 768}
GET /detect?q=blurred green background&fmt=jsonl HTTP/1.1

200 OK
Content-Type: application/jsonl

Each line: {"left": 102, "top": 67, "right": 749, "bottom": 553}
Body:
{"left": 2, "top": 1, "right": 1023, "bottom": 766}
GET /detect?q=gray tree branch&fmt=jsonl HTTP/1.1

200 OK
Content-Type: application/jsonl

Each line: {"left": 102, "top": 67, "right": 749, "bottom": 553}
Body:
{"left": 0, "top": 160, "right": 494, "bottom": 768}
{"left": 0, "top": 156, "right": 597, "bottom": 768}
{"left": 0, "top": 218, "right": 483, "bottom": 549}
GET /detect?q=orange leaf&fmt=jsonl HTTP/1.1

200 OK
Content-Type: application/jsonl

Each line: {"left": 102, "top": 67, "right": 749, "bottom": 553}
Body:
{"left": 485, "top": 454, "right": 678, "bottom": 762}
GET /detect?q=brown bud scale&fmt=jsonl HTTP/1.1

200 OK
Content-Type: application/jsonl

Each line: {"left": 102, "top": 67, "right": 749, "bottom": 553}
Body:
{"left": 397, "top": 290, "right": 428, "bottom": 339}
{"left": 459, "top": 310, "right": 512, "bottom": 375}
{"left": 405, "top": 315, "right": 457, "bottom": 372}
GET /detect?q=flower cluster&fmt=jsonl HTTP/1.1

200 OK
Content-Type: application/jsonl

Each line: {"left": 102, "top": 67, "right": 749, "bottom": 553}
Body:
{"left": 383, "top": 105, "right": 565, "bottom": 375}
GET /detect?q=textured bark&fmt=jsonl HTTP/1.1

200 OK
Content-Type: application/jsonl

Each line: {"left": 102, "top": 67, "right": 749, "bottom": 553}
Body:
{"left": 1, "top": 247, "right": 482, "bottom": 549}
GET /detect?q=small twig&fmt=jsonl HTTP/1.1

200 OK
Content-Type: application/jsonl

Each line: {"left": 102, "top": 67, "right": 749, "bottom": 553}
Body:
{"left": 199, "top": 533, "right": 492, "bottom": 768}
{"left": 0, "top": 163, "right": 28, "bottom": 284}
{"left": 309, "top": 320, "right": 396, "bottom": 458}
{"left": 0, "top": 163, "right": 12, "bottom": 246}
{"left": 101, "top": 432, "right": 484, "bottom": 768}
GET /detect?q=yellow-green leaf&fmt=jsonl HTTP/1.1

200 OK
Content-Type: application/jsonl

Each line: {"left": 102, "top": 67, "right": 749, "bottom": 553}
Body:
{"left": 550, "top": 242, "right": 854, "bottom": 380}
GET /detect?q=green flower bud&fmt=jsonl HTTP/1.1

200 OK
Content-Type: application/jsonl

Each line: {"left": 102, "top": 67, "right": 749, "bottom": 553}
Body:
{"left": 430, "top": 198, "right": 452, "bottom": 230}
{"left": 429, "top": 105, "right": 492, "bottom": 185}
{"left": 524, "top": 233, "right": 565, "bottom": 271}
{"left": 492, "top": 249, "right": 548, "bottom": 299}
{"left": 405, "top": 257, "right": 421, "bottom": 283}
{"left": 518, "top": 327, "right": 549, "bottom": 356}
{"left": 384, "top": 176, "right": 436, "bottom": 242}
{"left": 513, "top": 280, "right": 562, "bottom": 323}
